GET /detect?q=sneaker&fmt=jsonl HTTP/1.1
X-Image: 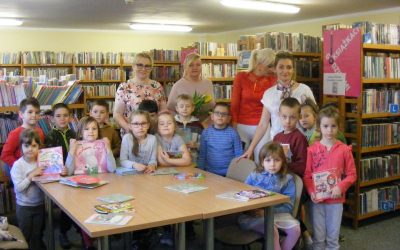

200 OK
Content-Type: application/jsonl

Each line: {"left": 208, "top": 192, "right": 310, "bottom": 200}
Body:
{"left": 159, "top": 233, "right": 174, "bottom": 247}
{"left": 59, "top": 233, "right": 71, "bottom": 249}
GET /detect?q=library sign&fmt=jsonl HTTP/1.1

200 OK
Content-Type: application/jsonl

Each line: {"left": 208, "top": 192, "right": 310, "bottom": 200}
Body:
{"left": 323, "top": 28, "right": 361, "bottom": 97}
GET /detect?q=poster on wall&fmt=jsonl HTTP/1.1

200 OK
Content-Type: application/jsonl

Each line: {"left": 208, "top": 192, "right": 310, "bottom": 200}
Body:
{"left": 323, "top": 28, "right": 361, "bottom": 97}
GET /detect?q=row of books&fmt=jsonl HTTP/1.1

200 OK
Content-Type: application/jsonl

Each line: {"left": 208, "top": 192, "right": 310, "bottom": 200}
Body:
{"left": 149, "top": 49, "right": 181, "bottom": 62}
{"left": 193, "top": 42, "right": 238, "bottom": 57}
{"left": 0, "top": 52, "right": 20, "bottom": 64}
{"left": 0, "top": 114, "right": 20, "bottom": 144}
{"left": 353, "top": 21, "right": 400, "bottom": 45}
{"left": 362, "top": 88, "right": 400, "bottom": 114}
{"left": 364, "top": 53, "right": 400, "bottom": 79}
{"left": 238, "top": 32, "right": 322, "bottom": 53}
{"left": 295, "top": 59, "right": 320, "bottom": 78}
{"left": 75, "top": 52, "right": 121, "bottom": 65}
{"left": 121, "top": 52, "right": 136, "bottom": 65}
{"left": 0, "top": 67, "right": 21, "bottom": 78}
{"left": 32, "top": 81, "right": 83, "bottom": 106}
{"left": 24, "top": 68, "right": 71, "bottom": 79}
{"left": 213, "top": 84, "right": 232, "bottom": 100}
{"left": 361, "top": 122, "right": 400, "bottom": 147}
{"left": 76, "top": 67, "right": 122, "bottom": 81}
{"left": 0, "top": 81, "right": 27, "bottom": 107}
{"left": 360, "top": 154, "right": 400, "bottom": 182}
{"left": 0, "top": 182, "right": 15, "bottom": 214}
{"left": 151, "top": 65, "right": 181, "bottom": 81}
{"left": 83, "top": 84, "right": 117, "bottom": 97}
{"left": 359, "top": 184, "right": 399, "bottom": 215}
{"left": 202, "top": 63, "right": 237, "bottom": 78}
{"left": 22, "top": 51, "right": 73, "bottom": 65}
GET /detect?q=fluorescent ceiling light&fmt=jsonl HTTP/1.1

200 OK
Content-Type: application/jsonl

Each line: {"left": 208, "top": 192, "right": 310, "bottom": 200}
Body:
{"left": 0, "top": 18, "right": 23, "bottom": 26}
{"left": 129, "top": 23, "right": 192, "bottom": 32}
{"left": 220, "top": 0, "right": 300, "bottom": 14}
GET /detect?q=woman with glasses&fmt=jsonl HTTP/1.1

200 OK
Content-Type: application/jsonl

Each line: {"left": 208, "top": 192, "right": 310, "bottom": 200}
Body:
{"left": 167, "top": 53, "right": 215, "bottom": 121}
{"left": 114, "top": 52, "right": 167, "bottom": 134}
{"left": 231, "top": 48, "right": 276, "bottom": 163}
{"left": 241, "top": 51, "right": 315, "bottom": 160}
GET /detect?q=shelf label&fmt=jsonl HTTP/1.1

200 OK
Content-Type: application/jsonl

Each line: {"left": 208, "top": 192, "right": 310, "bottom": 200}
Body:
{"left": 389, "top": 104, "right": 399, "bottom": 113}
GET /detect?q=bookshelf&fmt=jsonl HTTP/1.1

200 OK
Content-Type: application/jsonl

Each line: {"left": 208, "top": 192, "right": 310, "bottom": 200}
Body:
{"left": 324, "top": 43, "right": 400, "bottom": 228}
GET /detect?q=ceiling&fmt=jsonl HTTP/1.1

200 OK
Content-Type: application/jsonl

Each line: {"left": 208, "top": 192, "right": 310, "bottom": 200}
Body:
{"left": 0, "top": 0, "right": 399, "bottom": 33}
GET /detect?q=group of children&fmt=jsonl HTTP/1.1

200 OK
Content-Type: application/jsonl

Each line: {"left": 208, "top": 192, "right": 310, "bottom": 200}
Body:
{"left": 0, "top": 92, "right": 356, "bottom": 250}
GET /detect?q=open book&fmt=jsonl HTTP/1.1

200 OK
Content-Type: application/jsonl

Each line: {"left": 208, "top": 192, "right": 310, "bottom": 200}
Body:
{"left": 33, "top": 146, "right": 64, "bottom": 183}
{"left": 164, "top": 183, "right": 208, "bottom": 194}
{"left": 85, "top": 213, "right": 132, "bottom": 226}
{"left": 313, "top": 169, "right": 338, "bottom": 201}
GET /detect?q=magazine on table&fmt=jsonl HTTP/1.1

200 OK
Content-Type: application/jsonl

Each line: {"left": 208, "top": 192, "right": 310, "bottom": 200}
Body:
{"left": 84, "top": 213, "right": 133, "bottom": 226}
{"left": 94, "top": 202, "right": 135, "bottom": 214}
{"left": 97, "top": 194, "right": 134, "bottom": 203}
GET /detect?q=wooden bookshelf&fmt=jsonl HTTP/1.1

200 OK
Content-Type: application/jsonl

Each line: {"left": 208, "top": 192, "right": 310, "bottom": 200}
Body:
{"left": 0, "top": 106, "right": 19, "bottom": 113}
{"left": 85, "top": 96, "right": 115, "bottom": 100}
{"left": 361, "top": 144, "right": 400, "bottom": 154}
{"left": 360, "top": 175, "right": 400, "bottom": 188}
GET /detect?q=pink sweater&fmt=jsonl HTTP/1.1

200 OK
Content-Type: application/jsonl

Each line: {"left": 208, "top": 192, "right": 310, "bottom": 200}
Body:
{"left": 303, "top": 141, "right": 357, "bottom": 204}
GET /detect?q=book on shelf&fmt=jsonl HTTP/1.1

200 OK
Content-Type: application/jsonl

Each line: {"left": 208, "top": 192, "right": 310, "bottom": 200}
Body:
{"left": 213, "top": 84, "right": 232, "bottom": 100}
{"left": 352, "top": 21, "right": 400, "bottom": 45}
{"left": 193, "top": 42, "right": 238, "bottom": 57}
{"left": 97, "top": 193, "right": 134, "bottom": 204}
{"left": 151, "top": 167, "right": 179, "bottom": 176}
{"left": 73, "top": 139, "right": 108, "bottom": 175}
{"left": 358, "top": 183, "right": 400, "bottom": 215}
{"left": 94, "top": 202, "right": 135, "bottom": 214}
{"left": 202, "top": 63, "right": 237, "bottom": 78}
{"left": 0, "top": 52, "right": 21, "bottom": 64}
{"left": 312, "top": 169, "right": 339, "bottom": 201}
{"left": 83, "top": 83, "right": 116, "bottom": 97}
{"left": 84, "top": 213, "right": 133, "bottom": 226}
{"left": 362, "top": 88, "right": 400, "bottom": 114}
{"left": 360, "top": 154, "right": 400, "bottom": 182}
{"left": 237, "top": 50, "right": 251, "bottom": 69}
{"left": 22, "top": 51, "right": 73, "bottom": 65}
{"left": 32, "top": 146, "right": 64, "bottom": 183}
{"left": 149, "top": 49, "right": 181, "bottom": 62}
{"left": 361, "top": 122, "right": 400, "bottom": 147}
{"left": 363, "top": 52, "right": 400, "bottom": 79}
{"left": 164, "top": 183, "right": 208, "bottom": 194}
{"left": 59, "top": 175, "right": 109, "bottom": 189}
{"left": 0, "top": 114, "right": 20, "bottom": 144}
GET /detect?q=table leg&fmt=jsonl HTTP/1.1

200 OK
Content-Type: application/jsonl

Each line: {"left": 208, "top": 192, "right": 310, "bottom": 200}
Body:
{"left": 264, "top": 206, "right": 274, "bottom": 250}
{"left": 176, "top": 222, "right": 185, "bottom": 250}
{"left": 98, "top": 236, "right": 109, "bottom": 250}
{"left": 205, "top": 218, "right": 214, "bottom": 250}
{"left": 45, "top": 195, "right": 54, "bottom": 250}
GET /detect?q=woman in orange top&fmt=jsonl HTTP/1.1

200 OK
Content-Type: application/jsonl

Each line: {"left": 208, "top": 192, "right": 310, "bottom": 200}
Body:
{"left": 231, "top": 48, "right": 276, "bottom": 163}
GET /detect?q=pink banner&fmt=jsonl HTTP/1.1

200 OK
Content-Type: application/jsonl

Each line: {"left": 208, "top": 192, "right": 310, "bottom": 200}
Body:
{"left": 323, "top": 28, "right": 361, "bottom": 97}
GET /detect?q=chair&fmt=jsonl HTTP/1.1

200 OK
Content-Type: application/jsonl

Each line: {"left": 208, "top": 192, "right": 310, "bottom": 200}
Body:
{"left": 0, "top": 225, "right": 29, "bottom": 249}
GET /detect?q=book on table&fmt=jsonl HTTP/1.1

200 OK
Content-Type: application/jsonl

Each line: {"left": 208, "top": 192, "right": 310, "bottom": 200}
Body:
{"left": 32, "top": 146, "right": 64, "bottom": 183}
{"left": 164, "top": 183, "right": 208, "bottom": 194}
{"left": 94, "top": 202, "right": 135, "bottom": 214}
{"left": 312, "top": 169, "right": 338, "bottom": 201}
{"left": 84, "top": 213, "right": 133, "bottom": 226}
{"left": 234, "top": 189, "right": 272, "bottom": 201}
{"left": 115, "top": 167, "right": 138, "bottom": 176}
{"left": 151, "top": 167, "right": 179, "bottom": 176}
{"left": 97, "top": 193, "right": 134, "bottom": 203}
{"left": 173, "top": 172, "right": 205, "bottom": 180}
{"left": 59, "top": 175, "right": 108, "bottom": 188}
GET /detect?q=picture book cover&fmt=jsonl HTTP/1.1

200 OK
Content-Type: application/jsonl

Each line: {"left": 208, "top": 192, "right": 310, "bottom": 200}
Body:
{"left": 59, "top": 175, "right": 108, "bottom": 189}
{"left": 115, "top": 167, "right": 138, "bottom": 176}
{"left": 216, "top": 191, "right": 249, "bottom": 202}
{"left": 164, "top": 183, "right": 208, "bottom": 194}
{"left": 234, "top": 190, "right": 272, "bottom": 201}
{"left": 32, "top": 146, "right": 64, "bottom": 183}
{"left": 84, "top": 213, "right": 133, "bottom": 226}
{"left": 74, "top": 139, "right": 107, "bottom": 175}
{"left": 151, "top": 167, "right": 179, "bottom": 176}
{"left": 174, "top": 172, "right": 205, "bottom": 180}
{"left": 97, "top": 194, "right": 134, "bottom": 204}
{"left": 94, "top": 202, "right": 135, "bottom": 214}
{"left": 312, "top": 169, "right": 338, "bottom": 201}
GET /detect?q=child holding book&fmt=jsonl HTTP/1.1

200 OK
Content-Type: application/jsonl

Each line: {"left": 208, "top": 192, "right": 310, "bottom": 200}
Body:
{"left": 299, "top": 98, "right": 319, "bottom": 144}
{"left": 44, "top": 103, "right": 77, "bottom": 249}
{"left": 65, "top": 116, "right": 116, "bottom": 175}
{"left": 273, "top": 97, "right": 308, "bottom": 178}
{"left": 89, "top": 99, "right": 121, "bottom": 157}
{"left": 1, "top": 97, "right": 44, "bottom": 171}
{"left": 157, "top": 111, "right": 191, "bottom": 167}
{"left": 238, "top": 142, "right": 300, "bottom": 250}
{"left": 197, "top": 103, "right": 243, "bottom": 176}
{"left": 174, "top": 94, "right": 203, "bottom": 147}
{"left": 120, "top": 110, "right": 157, "bottom": 173}
{"left": 303, "top": 106, "right": 356, "bottom": 250}
{"left": 10, "top": 129, "right": 48, "bottom": 250}
{"left": 138, "top": 99, "right": 159, "bottom": 134}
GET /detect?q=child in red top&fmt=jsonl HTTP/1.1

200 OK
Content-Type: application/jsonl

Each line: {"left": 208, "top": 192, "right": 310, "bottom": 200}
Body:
{"left": 1, "top": 97, "right": 44, "bottom": 169}
{"left": 303, "top": 106, "right": 356, "bottom": 250}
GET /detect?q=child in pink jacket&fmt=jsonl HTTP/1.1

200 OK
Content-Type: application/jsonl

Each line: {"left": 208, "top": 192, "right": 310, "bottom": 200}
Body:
{"left": 303, "top": 106, "right": 356, "bottom": 250}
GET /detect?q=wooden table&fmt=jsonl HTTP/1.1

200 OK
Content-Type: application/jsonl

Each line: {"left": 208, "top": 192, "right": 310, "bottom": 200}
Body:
{"left": 38, "top": 167, "right": 289, "bottom": 250}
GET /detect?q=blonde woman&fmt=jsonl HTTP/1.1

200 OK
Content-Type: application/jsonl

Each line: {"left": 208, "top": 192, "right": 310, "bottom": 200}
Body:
{"left": 167, "top": 53, "right": 215, "bottom": 121}
{"left": 114, "top": 52, "right": 167, "bottom": 134}
{"left": 231, "top": 48, "right": 276, "bottom": 163}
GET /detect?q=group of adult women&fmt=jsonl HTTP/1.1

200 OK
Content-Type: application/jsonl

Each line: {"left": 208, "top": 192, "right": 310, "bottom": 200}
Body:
{"left": 113, "top": 49, "right": 315, "bottom": 161}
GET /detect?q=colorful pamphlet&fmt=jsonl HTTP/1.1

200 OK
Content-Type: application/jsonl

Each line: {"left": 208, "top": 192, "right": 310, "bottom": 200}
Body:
{"left": 164, "top": 183, "right": 208, "bottom": 194}
{"left": 97, "top": 194, "right": 134, "bottom": 203}
{"left": 312, "top": 169, "right": 338, "bottom": 201}
{"left": 151, "top": 167, "right": 179, "bottom": 176}
{"left": 234, "top": 190, "right": 271, "bottom": 201}
{"left": 33, "top": 146, "right": 64, "bottom": 183}
{"left": 94, "top": 202, "right": 135, "bottom": 214}
{"left": 173, "top": 172, "right": 205, "bottom": 180}
{"left": 74, "top": 139, "right": 107, "bottom": 175}
{"left": 84, "top": 213, "right": 133, "bottom": 226}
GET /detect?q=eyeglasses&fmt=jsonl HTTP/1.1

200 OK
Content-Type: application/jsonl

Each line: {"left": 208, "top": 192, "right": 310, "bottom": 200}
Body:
{"left": 135, "top": 63, "right": 152, "bottom": 70}
{"left": 213, "top": 111, "right": 229, "bottom": 117}
{"left": 131, "top": 122, "right": 149, "bottom": 128}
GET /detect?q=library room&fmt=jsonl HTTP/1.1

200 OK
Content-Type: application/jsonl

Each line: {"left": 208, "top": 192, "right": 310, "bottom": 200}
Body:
{"left": 0, "top": 0, "right": 400, "bottom": 250}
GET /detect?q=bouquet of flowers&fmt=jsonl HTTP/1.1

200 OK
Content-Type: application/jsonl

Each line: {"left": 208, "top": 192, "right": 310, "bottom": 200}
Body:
{"left": 192, "top": 91, "right": 212, "bottom": 116}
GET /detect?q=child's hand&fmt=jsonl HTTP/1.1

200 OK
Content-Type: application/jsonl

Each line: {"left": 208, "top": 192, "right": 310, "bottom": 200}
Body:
{"left": 237, "top": 149, "right": 253, "bottom": 161}
{"left": 144, "top": 165, "right": 156, "bottom": 174}
{"left": 60, "top": 166, "right": 68, "bottom": 176}
{"left": 28, "top": 167, "right": 44, "bottom": 180}
{"left": 310, "top": 193, "right": 321, "bottom": 203}
{"left": 133, "top": 163, "right": 147, "bottom": 172}
{"left": 160, "top": 151, "right": 170, "bottom": 161}
{"left": 103, "top": 137, "right": 112, "bottom": 153}
{"left": 331, "top": 186, "right": 342, "bottom": 199}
